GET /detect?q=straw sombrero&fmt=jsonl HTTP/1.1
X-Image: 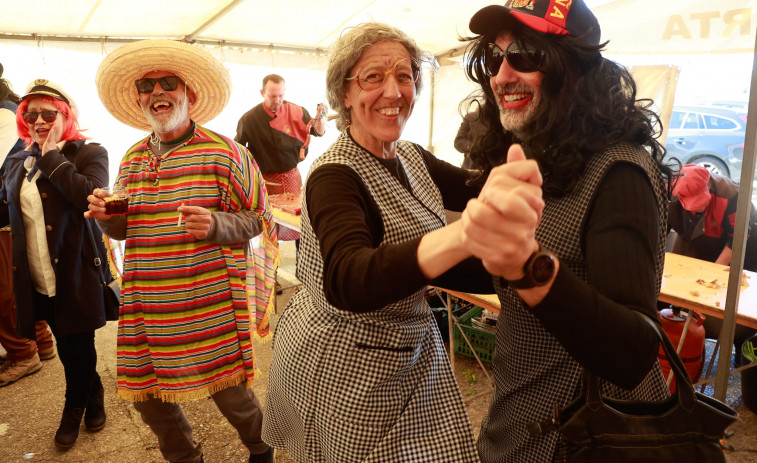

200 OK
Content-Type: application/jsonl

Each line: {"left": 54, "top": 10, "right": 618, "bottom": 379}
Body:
{"left": 96, "top": 39, "right": 231, "bottom": 131}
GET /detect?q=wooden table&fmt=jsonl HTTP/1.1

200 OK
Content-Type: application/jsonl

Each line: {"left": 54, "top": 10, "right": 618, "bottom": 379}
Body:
{"left": 269, "top": 192, "right": 302, "bottom": 233}
{"left": 271, "top": 208, "right": 301, "bottom": 233}
{"left": 269, "top": 195, "right": 303, "bottom": 312}
{"left": 435, "top": 288, "right": 500, "bottom": 314}
{"left": 659, "top": 252, "right": 757, "bottom": 330}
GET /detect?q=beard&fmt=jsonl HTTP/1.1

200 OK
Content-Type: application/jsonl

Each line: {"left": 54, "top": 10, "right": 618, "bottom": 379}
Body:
{"left": 140, "top": 91, "right": 190, "bottom": 134}
{"left": 493, "top": 84, "right": 539, "bottom": 138}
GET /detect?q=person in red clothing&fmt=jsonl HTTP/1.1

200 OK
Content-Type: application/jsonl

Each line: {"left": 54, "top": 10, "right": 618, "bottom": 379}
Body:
{"left": 669, "top": 163, "right": 757, "bottom": 270}
{"left": 668, "top": 163, "right": 757, "bottom": 359}
{"left": 234, "top": 74, "right": 325, "bottom": 246}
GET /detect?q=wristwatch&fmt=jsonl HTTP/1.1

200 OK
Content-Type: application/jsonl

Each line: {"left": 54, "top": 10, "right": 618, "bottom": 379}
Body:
{"left": 507, "top": 247, "right": 556, "bottom": 289}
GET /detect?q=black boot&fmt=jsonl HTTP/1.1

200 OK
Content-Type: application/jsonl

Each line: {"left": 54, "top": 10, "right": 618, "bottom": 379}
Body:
{"left": 84, "top": 375, "right": 106, "bottom": 432}
{"left": 54, "top": 406, "right": 84, "bottom": 449}
{"left": 249, "top": 446, "right": 274, "bottom": 463}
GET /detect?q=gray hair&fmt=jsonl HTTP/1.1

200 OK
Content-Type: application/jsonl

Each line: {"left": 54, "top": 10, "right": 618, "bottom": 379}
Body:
{"left": 326, "top": 22, "right": 432, "bottom": 132}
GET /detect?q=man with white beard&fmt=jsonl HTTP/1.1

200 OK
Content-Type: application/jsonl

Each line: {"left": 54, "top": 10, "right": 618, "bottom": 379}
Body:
{"left": 86, "top": 39, "right": 278, "bottom": 463}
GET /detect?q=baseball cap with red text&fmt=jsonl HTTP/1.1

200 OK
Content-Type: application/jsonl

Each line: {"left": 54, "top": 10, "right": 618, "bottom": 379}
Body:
{"left": 470, "top": 0, "right": 601, "bottom": 45}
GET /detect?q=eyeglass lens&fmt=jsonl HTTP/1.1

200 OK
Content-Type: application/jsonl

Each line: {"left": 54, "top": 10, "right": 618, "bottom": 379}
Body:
{"left": 353, "top": 59, "right": 420, "bottom": 90}
{"left": 135, "top": 76, "right": 183, "bottom": 94}
{"left": 22, "top": 110, "right": 59, "bottom": 124}
{"left": 485, "top": 42, "right": 544, "bottom": 76}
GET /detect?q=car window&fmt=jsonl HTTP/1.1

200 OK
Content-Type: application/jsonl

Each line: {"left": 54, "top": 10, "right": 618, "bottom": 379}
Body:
{"left": 682, "top": 112, "right": 699, "bottom": 129}
{"left": 701, "top": 114, "right": 738, "bottom": 130}
{"left": 669, "top": 111, "right": 685, "bottom": 129}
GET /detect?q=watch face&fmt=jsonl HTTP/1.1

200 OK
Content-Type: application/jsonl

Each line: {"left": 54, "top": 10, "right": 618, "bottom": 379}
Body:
{"left": 531, "top": 253, "right": 556, "bottom": 285}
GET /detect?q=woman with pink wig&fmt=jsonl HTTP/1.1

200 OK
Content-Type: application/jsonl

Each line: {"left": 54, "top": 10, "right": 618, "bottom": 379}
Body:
{"left": 0, "top": 79, "right": 113, "bottom": 449}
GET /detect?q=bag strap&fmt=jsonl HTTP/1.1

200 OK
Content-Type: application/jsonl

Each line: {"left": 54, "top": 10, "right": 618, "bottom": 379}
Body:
{"left": 638, "top": 312, "right": 698, "bottom": 408}
{"left": 583, "top": 312, "right": 697, "bottom": 411}
{"left": 84, "top": 218, "right": 109, "bottom": 285}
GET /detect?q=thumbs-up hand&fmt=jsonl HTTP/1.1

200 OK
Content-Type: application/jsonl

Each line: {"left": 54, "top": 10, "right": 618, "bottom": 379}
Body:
{"left": 460, "top": 144, "right": 544, "bottom": 279}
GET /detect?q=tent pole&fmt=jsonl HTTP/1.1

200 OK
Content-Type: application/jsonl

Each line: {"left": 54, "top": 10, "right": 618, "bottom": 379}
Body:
{"left": 713, "top": 29, "right": 757, "bottom": 401}
{"left": 183, "top": 0, "right": 245, "bottom": 43}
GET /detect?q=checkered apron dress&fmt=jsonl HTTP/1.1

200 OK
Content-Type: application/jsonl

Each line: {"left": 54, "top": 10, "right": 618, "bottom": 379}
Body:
{"left": 263, "top": 133, "right": 479, "bottom": 462}
{"left": 477, "top": 144, "right": 671, "bottom": 463}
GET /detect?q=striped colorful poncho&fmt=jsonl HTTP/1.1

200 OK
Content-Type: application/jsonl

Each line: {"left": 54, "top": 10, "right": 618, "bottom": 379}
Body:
{"left": 114, "top": 125, "right": 278, "bottom": 402}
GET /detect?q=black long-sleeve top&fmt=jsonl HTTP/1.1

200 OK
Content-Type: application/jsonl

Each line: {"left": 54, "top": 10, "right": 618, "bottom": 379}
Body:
{"left": 306, "top": 148, "right": 494, "bottom": 312}
{"left": 532, "top": 163, "right": 662, "bottom": 389}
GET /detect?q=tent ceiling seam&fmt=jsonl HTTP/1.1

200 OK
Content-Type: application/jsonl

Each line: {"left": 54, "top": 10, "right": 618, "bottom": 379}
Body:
{"left": 0, "top": 33, "right": 329, "bottom": 56}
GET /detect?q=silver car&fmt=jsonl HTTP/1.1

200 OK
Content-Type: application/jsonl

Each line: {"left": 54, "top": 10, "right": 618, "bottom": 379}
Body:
{"left": 665, "top": 104, "right": 747, "bottom": 179}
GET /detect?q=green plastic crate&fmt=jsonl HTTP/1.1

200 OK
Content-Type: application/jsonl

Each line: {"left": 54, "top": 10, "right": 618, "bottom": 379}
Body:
{"left": 453, "top": 306, "right": 496, "bottom": 363}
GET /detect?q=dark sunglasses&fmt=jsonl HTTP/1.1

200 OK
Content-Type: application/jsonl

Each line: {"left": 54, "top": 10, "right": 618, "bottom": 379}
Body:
{"left": 135, "top": 76, "right": 184, "bottom": 94}
{"left": 22, "top": 110, "right": 59, "bottom": 125}
{"left": 484, "top": 42, "right": 545, "bottom": 75}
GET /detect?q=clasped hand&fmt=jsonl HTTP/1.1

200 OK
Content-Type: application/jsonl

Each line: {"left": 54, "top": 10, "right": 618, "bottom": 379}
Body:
{"left": 460, "top": 144, "right": 544, "bottom": 280}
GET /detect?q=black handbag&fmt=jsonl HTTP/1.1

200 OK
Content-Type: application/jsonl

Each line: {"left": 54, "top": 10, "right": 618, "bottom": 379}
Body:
{"left": 85, "top": 219, "right": 121, "bottom": 321}
{"left": 529, "top": 312, "right": 737, "bottom": 462}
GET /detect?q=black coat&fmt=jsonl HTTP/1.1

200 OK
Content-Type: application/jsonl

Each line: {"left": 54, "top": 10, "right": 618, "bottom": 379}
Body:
{"left": 0, "top": 140, "right": 110, "bottom": 338}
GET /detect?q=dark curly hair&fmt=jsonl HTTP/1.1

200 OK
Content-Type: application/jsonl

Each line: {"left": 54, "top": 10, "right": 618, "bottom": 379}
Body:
{"left": 462, "top": 22, "right": 674, "bottom": 197}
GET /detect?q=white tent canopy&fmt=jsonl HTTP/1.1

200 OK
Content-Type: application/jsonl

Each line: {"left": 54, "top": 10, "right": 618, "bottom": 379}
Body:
{"left": 1, "top": 0, "right": 497, "bottom": 60}
{"left": 3, "top": 0, "right": 755, "bottom": 57}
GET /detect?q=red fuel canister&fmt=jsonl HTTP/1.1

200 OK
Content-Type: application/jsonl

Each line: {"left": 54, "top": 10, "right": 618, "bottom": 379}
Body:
{"left": 657, "top": 308, "right": 706, "bottom": 392}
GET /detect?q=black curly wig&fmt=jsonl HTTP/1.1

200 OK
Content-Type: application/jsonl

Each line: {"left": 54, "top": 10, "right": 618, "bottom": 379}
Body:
{"left": 462, "top": 21, "right": 674, "bottom": 197}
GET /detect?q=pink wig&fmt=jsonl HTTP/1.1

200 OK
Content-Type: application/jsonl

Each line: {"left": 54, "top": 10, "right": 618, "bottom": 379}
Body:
{"left": 15, "top": 96, "right": 88, "bottom": 146}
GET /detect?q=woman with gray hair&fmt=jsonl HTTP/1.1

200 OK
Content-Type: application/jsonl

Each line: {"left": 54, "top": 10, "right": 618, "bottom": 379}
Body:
{"left": 262, "top": 22, "right": 503, "bottom": 462}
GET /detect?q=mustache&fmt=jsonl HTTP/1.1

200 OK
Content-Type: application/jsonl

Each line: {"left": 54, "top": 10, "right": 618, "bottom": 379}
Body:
{"left": 495, "top": 84, "right": 532, "bottom": 95}
{"left": 148, "top": 96, "right": 174, "bottom": 107}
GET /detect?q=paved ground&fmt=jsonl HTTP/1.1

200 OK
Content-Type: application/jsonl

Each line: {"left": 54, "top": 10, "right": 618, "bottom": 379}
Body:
{"left": 1, "top": 240, "right": 756, "bottom": 462}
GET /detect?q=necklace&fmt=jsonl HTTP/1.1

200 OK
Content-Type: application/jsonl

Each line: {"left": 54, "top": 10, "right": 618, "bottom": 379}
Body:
{"left": 146, "top": 124, "right": 195, "bottom": 186}
{"left": 149, "top": 132, "right": 161, "bottom": 150}
{"left": 146, "top": 142, "right": 188, "bottom": 186}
